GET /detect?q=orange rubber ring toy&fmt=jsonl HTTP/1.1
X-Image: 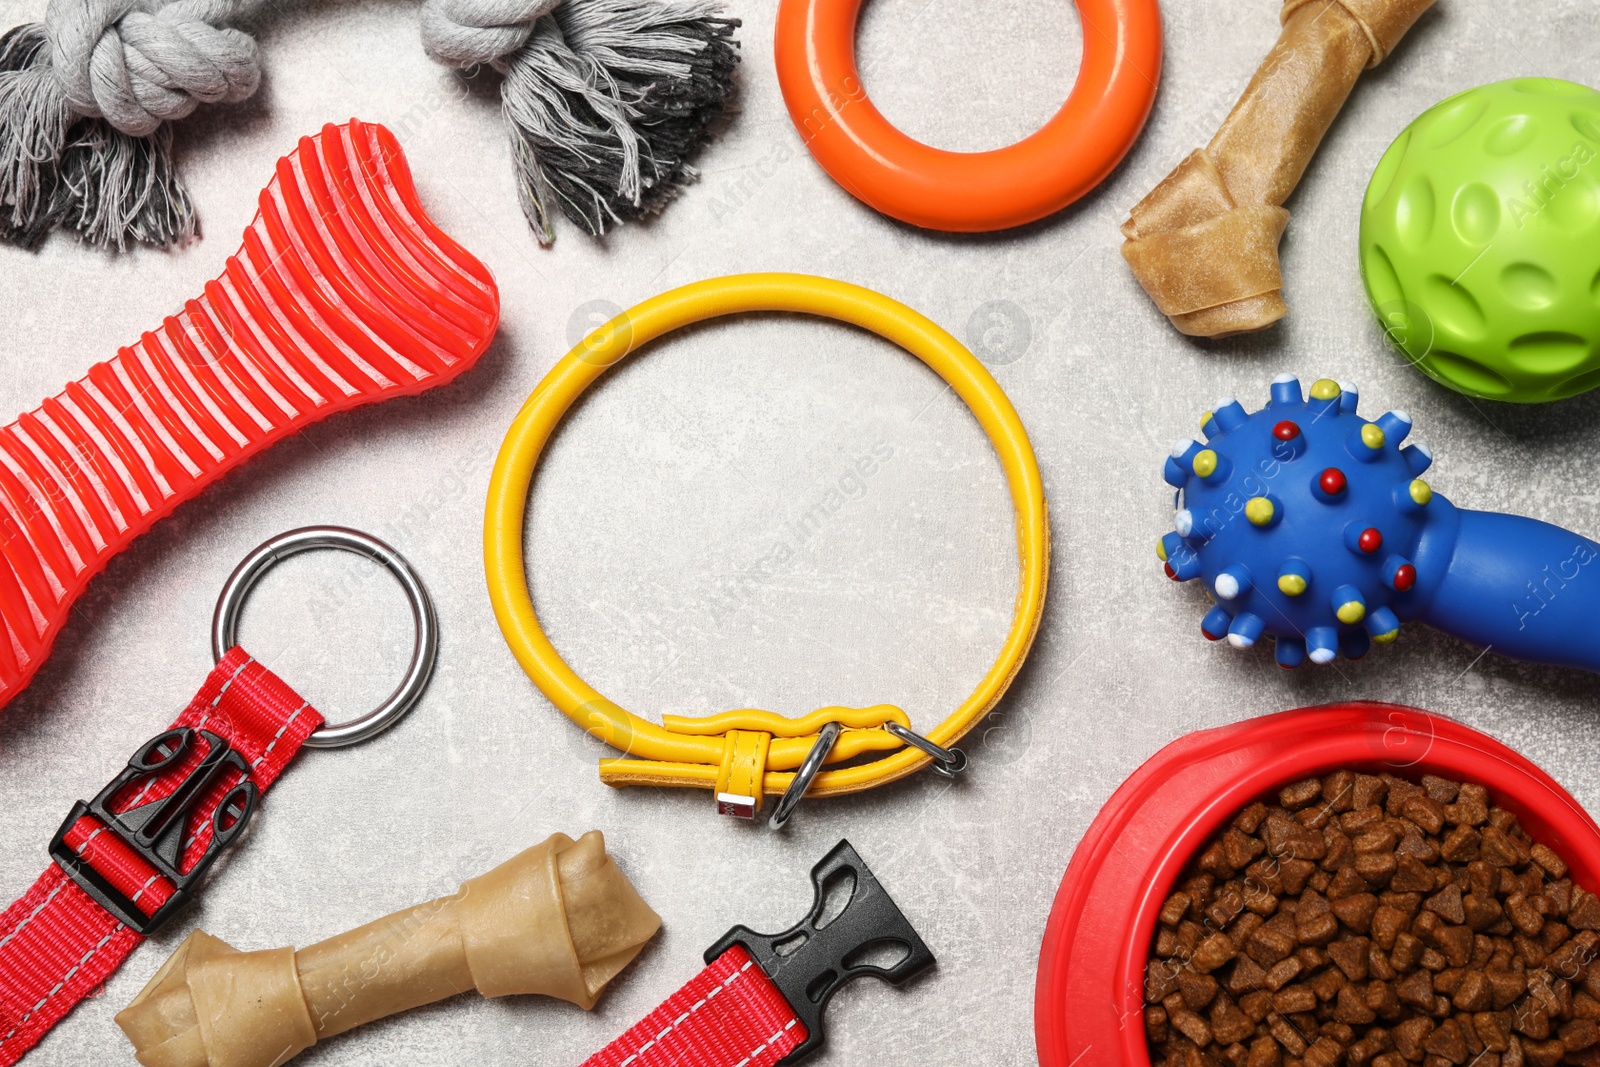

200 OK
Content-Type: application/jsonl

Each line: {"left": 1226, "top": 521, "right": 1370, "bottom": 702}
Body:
{"left": 775, "top": 0, "right": 1163, "bottom": 232}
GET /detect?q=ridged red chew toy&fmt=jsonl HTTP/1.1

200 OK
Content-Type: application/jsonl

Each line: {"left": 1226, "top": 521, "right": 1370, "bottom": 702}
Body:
{"left": 0, "top": 119, "right": 499, "bottom": 710}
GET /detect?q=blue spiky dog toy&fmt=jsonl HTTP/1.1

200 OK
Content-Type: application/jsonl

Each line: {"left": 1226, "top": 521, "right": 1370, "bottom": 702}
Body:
{"left": 1160, "top": 375, "right": 1600, "bottom": 671}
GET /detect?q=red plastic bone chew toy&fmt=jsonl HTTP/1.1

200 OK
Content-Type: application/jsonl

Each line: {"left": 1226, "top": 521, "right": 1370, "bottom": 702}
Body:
{"left": 0, "top": 119, "right": 499, "bottom": 710}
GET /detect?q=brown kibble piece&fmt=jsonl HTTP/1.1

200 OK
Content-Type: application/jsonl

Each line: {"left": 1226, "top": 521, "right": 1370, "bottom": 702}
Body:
{"left": 1329, "top": 937, "right": 1370, "bottom": 982}
{"left": 1453, "top": 970, "right": 1492, "bottom": 1012}
{"left": 1179, "top": 970, "right": 1221, "bottom": 1011}
{"left": 1240, "top": 990, "right": 1273, "bottom": 1022}
{"left": 1392, "top": 932, "right": 1425, "bottom": 972}
{"left": 1194, "top": 933, "right": 1239, "bottom": 974}
{"left": 1297, "top": 890, "right": 1339, "bottom": 946}
{"left": 1161, "top": 891, "right": 1193, "bottom": 926}
{"left": 1435, "top": 925, "right": 1474, "bottom": 968}
{"left": 1423, "top": 1018, "right": 1470, "bottom": 1064}
{"left": 1397, "top": 969, "right": 1436, "bottom": 1010}
{"left": 1393, "top": 1016, "right": 1435, "bottom": 1060}
{"left": 1225, "top": 829, "right": 1267, "bottom": 871}
{"left": 1425, "top": 884, "right": 1466, "bottom": 926}
{"left": 1328, "top": 866, "right": 1371, "bottom": 901}
{"left": 1323, "top": 771, "right": 1357, "bottom": 811}
{"left": 1355, "top": 851, "right": 1400, "bottom": 888}
{"left": 1571, "top": 890, "right": 1600, "bottom": 931}
{"left": 1268, "top": 1013, "right": 1309, "bottom": 1056}
{"left": 1273, "top": 984, "right": 1317, "bottom": 1014}
{"left": 1562, "top": 1018, "right": 1600, "bottom": 1052}
{"left": 1421, "top": 776, "right": 1459, "bottom": 804}
{"left": 1212, "top": 1000, "right": 1256, "bottom": 1046}
{"left": 1228, "top": 954, "right": 1269, "bottom": 995}
{"left": 1488, "top": 968, "right": 1528, "bottom": 1010}
{"left": 1439, "top": 825, "right": 1481, "bottom": 864}
{"left": 1353, "top": 775, "right": 1389, "bottom": 811}
{"left": 1481, "top": 826, "right": 1524, "bottom": 868}
{"left": 1372, "top": 905, "right": 1408, "bottom": 950}
{"left": 1281, "top": 778, "right": 1323, "bottom": 810}
{"left": 1171, "top": 1008, "right": 1213, "bottom": 1046}
{"left": 1304, "top": 1036, "right": 1344, "bottom": 1067}
{"left": 1249, "top": 926, "right": 1298, "bottom": 969}
{"left": 1333, "top": 893, "right": 1380, "bottom": 935}
{"left": 1476, "top": 1010, "right": 1512, "bottom": 1051}
{"left": 1449, "top": 785, "right": 1491, "bottom": 828}
{"left": 1392, "top": 855, "right": 1435, "bottom": 893}
{"left": 1523, "top": 1039, "right": 1566, "bottom": 1067}
{"left": 1236, "top": 802, "right": 1269, "bottom": 835}
{"left": 1148, "top": 960, "right": 1181, "bottom": 1003}
{"left": 1354, "top": 826, "right": 1400, "bottom": 855}
{"left": 1463, "top": 893, "right": 1504, "bottom": 931}
{"left": 1145, "top": 1006, "right": 1169, "bottom": 1044}
{"left": 1264, "top": 958, "right": 1303, "bottom": 991}
{"left": 1507, "top": 894, "right": 1545, "bottom": 937}
{"left": 1531, "top": 844, "right": 1568, "bottom": 880}
{"left": 1334, "top": 981, "right": 1377, "bottom": 1024}
{"left": 1246, "top": 1035, "right": 1283, "bottom": 1067}
{"left": 1403, "top": 795, "right": 1447, "bottom": 836}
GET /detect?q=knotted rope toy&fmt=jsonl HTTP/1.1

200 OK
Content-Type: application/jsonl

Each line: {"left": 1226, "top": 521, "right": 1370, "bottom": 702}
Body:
{"left": 1160, "top": 375, "right": 1600, "bottom": 673}
{"left": 0, "top": 0, "right": 738, "bottom": 249}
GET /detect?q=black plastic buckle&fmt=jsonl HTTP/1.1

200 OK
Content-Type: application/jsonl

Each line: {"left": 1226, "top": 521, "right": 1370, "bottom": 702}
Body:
{"left": 49, "top": 728, "right": 258, "bottom": 936}
{"left": 704, "top": 839, "right": 935, "bottom": 1065}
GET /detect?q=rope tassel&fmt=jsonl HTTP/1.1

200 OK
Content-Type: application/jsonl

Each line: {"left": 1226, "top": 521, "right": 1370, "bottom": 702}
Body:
{"left": 0, "top": 0, "right": 739, "bottom": 250}
{"left": 426, "top": 0, "right": 740, "bottom": 244}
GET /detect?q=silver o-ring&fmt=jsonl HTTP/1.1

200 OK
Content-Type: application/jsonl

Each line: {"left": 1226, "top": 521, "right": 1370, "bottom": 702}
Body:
{"left": 768, "top": 721, "right": 844, "bottom": 831}
{"left": 211, "top": 526, "right": 438, "bottom": 748}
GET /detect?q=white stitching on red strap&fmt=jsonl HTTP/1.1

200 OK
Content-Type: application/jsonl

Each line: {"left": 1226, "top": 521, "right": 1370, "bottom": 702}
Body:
{"left": 251, "top": 701, "right": 309, "bottom": 770}
{"left": 733, "top": 1019, "right": 801, "bottom": 1067}
{"left": 0, "top": 883, "right": 67, "bottom": 952}
{"left": 0, "top": 924, "right": 125, "bottom": 1046}
{"left": 194, "top": 655, "right": 255, "bottom": 735}
{"left": 616, "top": 959, "right": 797, "bottom": 1067}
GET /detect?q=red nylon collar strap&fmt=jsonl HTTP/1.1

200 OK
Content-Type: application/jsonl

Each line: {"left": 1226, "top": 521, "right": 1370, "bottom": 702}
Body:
{"left": 0, "top": 647, "right": 322, "bottom": 1065}
{"left": 581, "top": 945, "right": 807, "bottom": 1067}
{"left": 585, "top": 841, "right": 935, "bottom": 1067}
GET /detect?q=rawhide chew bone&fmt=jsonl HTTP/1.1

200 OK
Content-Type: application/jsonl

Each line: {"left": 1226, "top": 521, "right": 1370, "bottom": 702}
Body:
{"left": 1160, "top": 376, "right": 1600, "bottom": 672}
{"left": 1121, "top": 0, "right": 1435, "bottom": 338}
{"left": 115, "top": 831, "right": 660, "bottom": 1067}
{"left": 0, "top": 119, "right": 498, "bottom": 714}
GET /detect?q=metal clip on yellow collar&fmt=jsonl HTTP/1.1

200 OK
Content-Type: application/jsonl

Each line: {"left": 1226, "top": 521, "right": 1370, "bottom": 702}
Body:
{"left": 484, "top": 274, "right": 1050, "bottom": 825}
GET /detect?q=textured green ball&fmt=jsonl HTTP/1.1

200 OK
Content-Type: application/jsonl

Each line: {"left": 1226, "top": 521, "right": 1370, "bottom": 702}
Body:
{"left": 1360, "top": 78, "right": 1600, "bottom": 403}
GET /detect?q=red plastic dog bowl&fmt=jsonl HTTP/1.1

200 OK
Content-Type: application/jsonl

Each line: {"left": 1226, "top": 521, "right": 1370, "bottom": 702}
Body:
{"left": 1033, "top": 702, "right": 1600, "bottom": 1066}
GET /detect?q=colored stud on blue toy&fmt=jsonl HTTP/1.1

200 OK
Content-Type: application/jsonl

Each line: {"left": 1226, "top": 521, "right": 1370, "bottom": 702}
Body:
{"left": 1159, "top": 375, "right": 1600, "bottom": 672}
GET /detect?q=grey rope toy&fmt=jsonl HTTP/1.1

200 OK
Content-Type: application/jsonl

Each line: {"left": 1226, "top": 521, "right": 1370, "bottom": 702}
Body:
{"left": 0, "top": 0, "right": 738, "bottom": 249}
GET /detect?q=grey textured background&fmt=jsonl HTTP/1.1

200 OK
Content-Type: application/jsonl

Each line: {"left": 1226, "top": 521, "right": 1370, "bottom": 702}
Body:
{"left": 0, "top": 0, "right": 1598, "bottom": 1064}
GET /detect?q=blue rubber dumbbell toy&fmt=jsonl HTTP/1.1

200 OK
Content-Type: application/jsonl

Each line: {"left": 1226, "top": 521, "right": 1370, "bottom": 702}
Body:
{"left": 1159, "top": 376, "right": 1600, "bottom": 671}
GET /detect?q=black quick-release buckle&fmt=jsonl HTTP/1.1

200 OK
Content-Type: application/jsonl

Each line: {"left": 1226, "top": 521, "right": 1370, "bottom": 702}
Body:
{"left": 704, "top": 839, "right": 936, "bottom": 1065}
{"left": 49, "top": 728, "right": 258, "bottom": 936}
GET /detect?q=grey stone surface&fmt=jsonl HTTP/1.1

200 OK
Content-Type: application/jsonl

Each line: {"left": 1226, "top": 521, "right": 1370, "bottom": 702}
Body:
{"left": 0, "top": 0, "right": 1598, "bottom": 1064}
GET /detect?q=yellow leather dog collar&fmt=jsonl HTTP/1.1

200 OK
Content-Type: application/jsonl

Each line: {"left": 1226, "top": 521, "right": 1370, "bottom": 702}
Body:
{"left": 484, "top": 274, "right": 1049, "bottom": 816}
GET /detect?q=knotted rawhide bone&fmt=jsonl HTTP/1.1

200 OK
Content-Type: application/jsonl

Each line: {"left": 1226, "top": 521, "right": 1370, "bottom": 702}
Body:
{"left": 0, "top": 0, "right": 738, "bottom": 249}
{"left": 115, "top": 832, "right": 661, "bottom": 1067}
{"left": 1121, "top": 0, "right": 1435, "bottom": 339}
{"left": 0, "top": 119, "right": 498, "bottom": 713}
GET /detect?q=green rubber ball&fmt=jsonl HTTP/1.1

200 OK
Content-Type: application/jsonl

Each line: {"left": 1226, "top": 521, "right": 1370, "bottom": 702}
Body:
{"left": 1360, "top": 78, "right": 1600, "bottom": 403}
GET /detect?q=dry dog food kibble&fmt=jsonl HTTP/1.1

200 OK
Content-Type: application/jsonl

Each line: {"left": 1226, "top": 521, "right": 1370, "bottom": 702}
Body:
{"left": 1145, "top": 771, "right": 1600, "bottom": 1067}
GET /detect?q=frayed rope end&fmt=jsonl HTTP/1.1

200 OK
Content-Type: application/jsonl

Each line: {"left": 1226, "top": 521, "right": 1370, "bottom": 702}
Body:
{"left": 0, "top": 23, "right": 196, "bottom": 251}
{"left": 500, "top": 0, "right": 740, "bottom": 245}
